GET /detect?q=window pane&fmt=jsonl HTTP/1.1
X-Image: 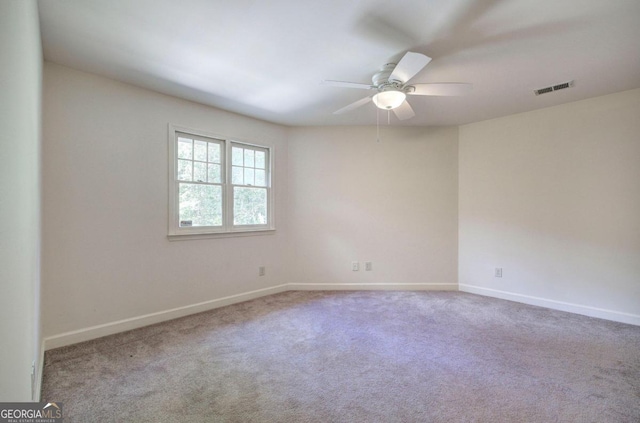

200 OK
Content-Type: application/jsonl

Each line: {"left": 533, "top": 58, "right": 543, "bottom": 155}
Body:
{"left": 234, "top": 187, "right": 267, "bottom": 225}
{"left": 194, "top": 140, "right": 207, "bottom": 161}
{"left": 255, "top": 169, "right": 266, "bottom": 187}
{"left": 208, "top": 164, "right": 221, "bottom": 183}
{"left": 179, "top": 183, "right": 222, "bottom": 227}
{"left": 178, "top": 138, "right": 192, "bottom": 159}
{"left": 208, "top": 143, "right": 221, "bottom": 163}
{"left": 255, "top": 151, "right": 266, "bottom": 169}
{"left": 193, "top": 162, "right": 207, "bottom": 182}
{"left": 232, "top": 166, "right": 243, "bottom": 185}
{"left": 178, "top": 159, "right": 192, "bottom": 181}
{"left": 232, "top": 147, "right": 243, "bottom": 166}
{"left": 244, "top": 149, "right": 255, "bottom": 168}
{"left": 244, "top": 168, "right": 255, "bottom": 185}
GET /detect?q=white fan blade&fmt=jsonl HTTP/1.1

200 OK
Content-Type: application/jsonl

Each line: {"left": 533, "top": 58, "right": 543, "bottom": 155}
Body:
{"left": 389, "top": 52, "right": 432, "bottom": 84}
{"left": 392, "top": 101, "right": 415, "bottom": 120}
{"left": 408, "top": 83, "right": 473, "bottom": 96}
{"left": 333, "top": 96, "right": 372, "bottom": 115}
{"left": 321, "top": 80, "right": 375, "bottom": 90}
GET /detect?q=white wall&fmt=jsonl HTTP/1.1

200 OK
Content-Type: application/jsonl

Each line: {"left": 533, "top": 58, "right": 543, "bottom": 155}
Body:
{"left": 0, "top": 0, "right": 42, "bottom": 401}
{"left": 42, "top": 63, "right": 289, "bottom": 341}
{"left": 42, "top": 65, "right": 460, "bottom": 347}
{"left": 287, "top": 126, "right": 459, "bottom": 289}
{"left": 41, "top": 58, "right": 639, "bottom": 353}
{"left": 459, "top": 89, "right": 640, "bottom": 324}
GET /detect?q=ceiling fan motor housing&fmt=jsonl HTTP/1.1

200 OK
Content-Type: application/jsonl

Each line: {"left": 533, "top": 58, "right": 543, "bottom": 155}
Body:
{"left": 372, "top": 63, "right": 397, "bottom": 86}
{"left": 373, "top": 63, "right": 408, "bottom": 93}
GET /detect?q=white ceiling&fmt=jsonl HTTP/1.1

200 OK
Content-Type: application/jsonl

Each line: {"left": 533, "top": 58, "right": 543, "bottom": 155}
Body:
{"left": 38, "top": 0, "right": 640, "bottom": 127}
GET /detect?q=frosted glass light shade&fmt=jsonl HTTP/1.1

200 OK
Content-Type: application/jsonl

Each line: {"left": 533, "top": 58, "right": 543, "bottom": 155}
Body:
{"left": 372, "top": 90, "right": 406, "bottom": 110}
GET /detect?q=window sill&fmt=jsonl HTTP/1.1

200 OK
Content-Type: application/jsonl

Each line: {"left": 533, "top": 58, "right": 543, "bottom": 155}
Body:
{"left": 167, "top": 229, "right": 276, "bottom": 241}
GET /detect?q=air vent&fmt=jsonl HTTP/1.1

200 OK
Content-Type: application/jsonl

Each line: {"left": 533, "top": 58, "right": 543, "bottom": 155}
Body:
{"left": 536, "top": 87, "right": 553, "bottom": 95}
{"left": 534, "top": 80, "right": 574, "bottom": 96}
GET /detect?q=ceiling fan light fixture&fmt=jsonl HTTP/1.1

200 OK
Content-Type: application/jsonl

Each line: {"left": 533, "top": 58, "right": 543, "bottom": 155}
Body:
{"left": 372, "top": 90, "right": 406, "bottom": 110}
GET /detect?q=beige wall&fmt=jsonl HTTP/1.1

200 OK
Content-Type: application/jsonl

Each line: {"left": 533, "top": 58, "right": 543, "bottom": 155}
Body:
{"left": 42, "top": 63, "right": 289, "bottom": 339}
{"left": 0, "top": 0, "right": 42, "bottom": 401}
{"left": 42, "top": 71, "right": 461, "bottom": 346}
{"left": 287, "top": 126, "right": 459, "bottom": 288}
{"left": 41, "top": 60, "right": 639, "bottom": 350}
{"left": 459, "top": 89, "right": 640, "bottom": 324}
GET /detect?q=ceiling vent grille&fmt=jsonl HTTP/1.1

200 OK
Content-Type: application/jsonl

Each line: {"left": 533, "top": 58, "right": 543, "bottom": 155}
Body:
{"left": 534, "top": 80, "right": 574, "bottom": 96}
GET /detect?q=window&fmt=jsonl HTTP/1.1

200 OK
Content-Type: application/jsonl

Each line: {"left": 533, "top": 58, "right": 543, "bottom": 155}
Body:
{"left": 168, "top": 125, "right": 274, "bottom": 238}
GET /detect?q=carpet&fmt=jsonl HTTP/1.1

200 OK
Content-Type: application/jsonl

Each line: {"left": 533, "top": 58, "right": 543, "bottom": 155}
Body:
{"left": 42, "top": 291, "right": 640, "bottom": 422}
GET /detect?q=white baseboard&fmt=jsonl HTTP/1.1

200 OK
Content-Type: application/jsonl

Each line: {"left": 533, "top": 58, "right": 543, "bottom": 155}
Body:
{"left": 289, "top": 283, "right": 458, "bottom": 291}
{"left": 34, "top": 342, "right": 45, "bottom": 401}
{"left": 43, "top": 283, "right": 457, "bottom": 350}
{"left": 459, "top": 284, "right": 640, "bottom": 326}
{"left": 44, "top": 282, "right": 637, "bottom": 352}
{"left": 43, "top": 284, "right": 289, "bottom": 350}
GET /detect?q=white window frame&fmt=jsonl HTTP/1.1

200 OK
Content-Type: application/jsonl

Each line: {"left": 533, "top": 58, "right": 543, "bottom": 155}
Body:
{"left": 168, "top": 124, "right": 275, "bottom": 240}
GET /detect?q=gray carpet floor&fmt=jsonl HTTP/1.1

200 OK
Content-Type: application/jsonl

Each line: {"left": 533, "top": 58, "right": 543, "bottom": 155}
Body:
{"left": 42, "top": 291, "right": 640, "bottom": 422}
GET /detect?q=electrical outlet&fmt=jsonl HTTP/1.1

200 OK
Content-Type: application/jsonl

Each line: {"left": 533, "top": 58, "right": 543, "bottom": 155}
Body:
{"left": 352, "top": 262, "right": 359, "bottom": 271}
{"left": 259, "top": 266, "right": 265, "bottom": 276}
{"left": 365, "top": 262, "right": 372, "bottom": 271}
{"left": 495, "top": 268, "right": 503, "bottom": 278}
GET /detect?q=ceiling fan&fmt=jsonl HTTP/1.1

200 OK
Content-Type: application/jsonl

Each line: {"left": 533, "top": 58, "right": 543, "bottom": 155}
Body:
{"left": 322, "top": 51, "right": 472, "bottom": 120}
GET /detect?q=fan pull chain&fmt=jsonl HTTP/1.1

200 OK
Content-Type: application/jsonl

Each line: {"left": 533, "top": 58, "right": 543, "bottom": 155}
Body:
{"left": 388, "top": 109, "right": 390, "bottom": 125}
